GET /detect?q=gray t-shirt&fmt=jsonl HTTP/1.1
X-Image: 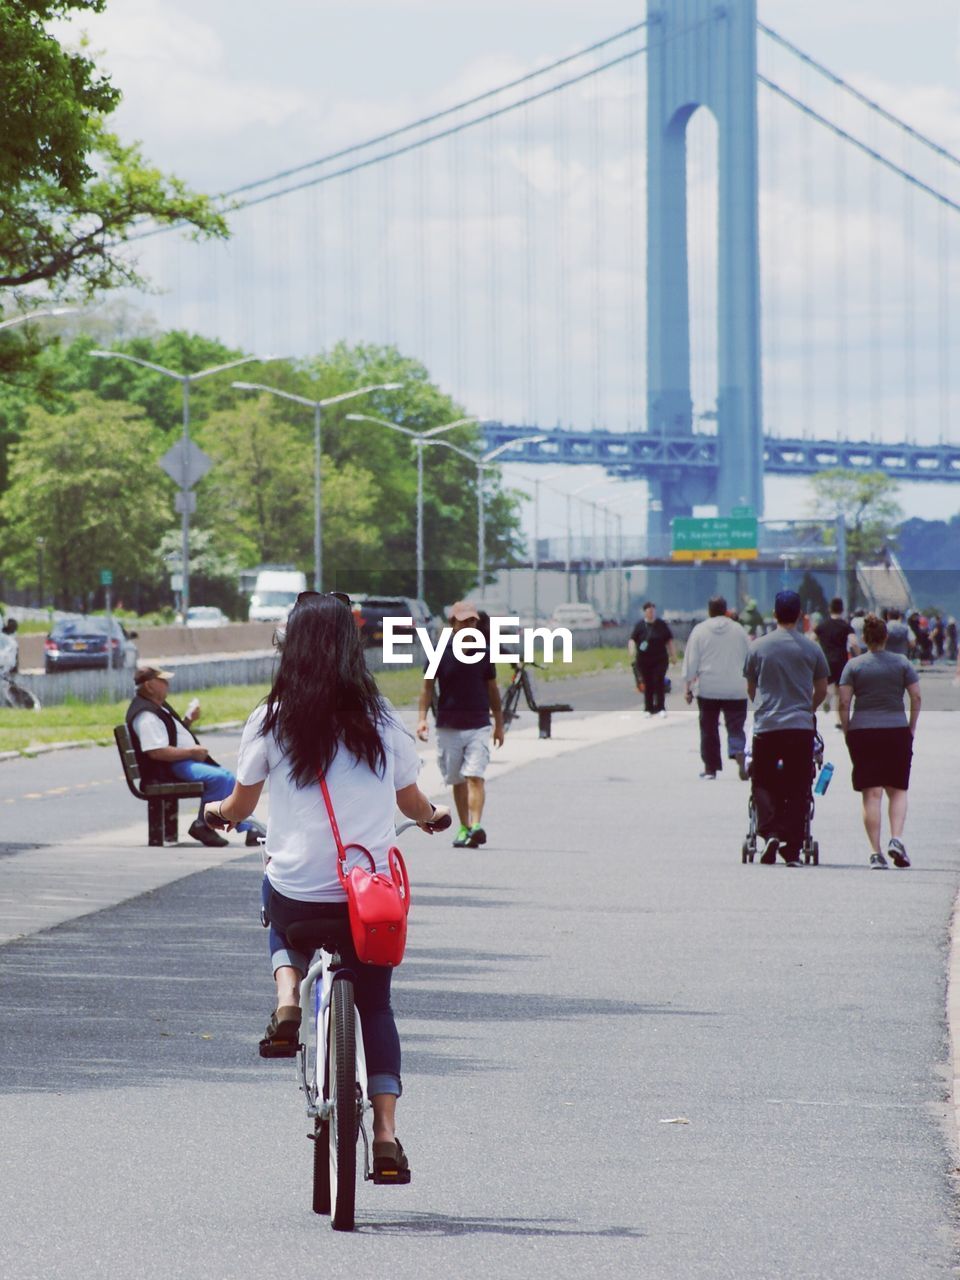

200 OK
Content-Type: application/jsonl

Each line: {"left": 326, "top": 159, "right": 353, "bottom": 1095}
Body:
{"left": 884, "top": 620, "right": 912, "bottom": 656}
{"left": 743, "top": 627, "right": 829, "bottom": 734}
{"left": 839, "top": 650, "right": 918, "bottom": 729}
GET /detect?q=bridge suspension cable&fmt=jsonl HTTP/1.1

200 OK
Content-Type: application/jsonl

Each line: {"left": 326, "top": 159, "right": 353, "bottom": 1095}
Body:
{"left": 758, "top": 75, "right": 960, "bottom": 218}
{"left": 758, "top": 21, "right": 960, "bottom": 175}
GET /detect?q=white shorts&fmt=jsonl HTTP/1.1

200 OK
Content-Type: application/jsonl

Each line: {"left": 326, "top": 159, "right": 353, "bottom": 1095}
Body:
{"left": 436, "top": 726, "right": 491, "bottom": 785}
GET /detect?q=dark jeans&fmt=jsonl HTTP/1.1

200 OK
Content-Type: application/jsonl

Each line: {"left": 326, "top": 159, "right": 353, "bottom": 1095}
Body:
{"left": 264, "top": 881, "right": 402, "bottom": 1097}
{"left": 638, "top": 658, "right": 668, "bottom": 713}
{"left": 751, "top": 729, "right": 814, "bottom": 861}
{"left": 697, "top": 697, "right": 747, "bottom": 774}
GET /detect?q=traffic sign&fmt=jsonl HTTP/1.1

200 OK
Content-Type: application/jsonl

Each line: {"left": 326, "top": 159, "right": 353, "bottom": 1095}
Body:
{"left": 100, "top": 569, "right": 113, "bottom": 586}
{"left": 159, "top": 439, "right": 214, "bottom": 489}
{"left": 671, "top": 516, "right": 758, "bottom": 562}
{"left": 174, "top": 491, "right": 197, "bottom": 514}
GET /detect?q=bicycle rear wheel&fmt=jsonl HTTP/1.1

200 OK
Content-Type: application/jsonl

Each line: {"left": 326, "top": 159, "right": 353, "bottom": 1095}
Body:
{"left": 328, "top": 975, "right": 358, "bottom": 1231}
{"left": 1, "top": 679, "right": 39, "bottom": 711}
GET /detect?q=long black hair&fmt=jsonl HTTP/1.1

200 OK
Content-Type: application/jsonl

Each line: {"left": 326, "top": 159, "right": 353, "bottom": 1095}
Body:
{"left": 260, "top": 594, "right": 387, "bottom": 787}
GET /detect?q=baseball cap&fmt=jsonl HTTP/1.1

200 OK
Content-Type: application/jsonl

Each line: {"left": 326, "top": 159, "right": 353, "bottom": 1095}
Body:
{"left": 134, "top": 665, "right": 174, "bottom": 685}
{"left": 448, "top": 600, "right": 480, "bottom": 623}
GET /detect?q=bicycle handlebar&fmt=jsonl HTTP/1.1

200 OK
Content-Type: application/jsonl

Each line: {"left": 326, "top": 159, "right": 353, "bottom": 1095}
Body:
{"left": 395, "top": 809, "right": 452, "bottom": 836}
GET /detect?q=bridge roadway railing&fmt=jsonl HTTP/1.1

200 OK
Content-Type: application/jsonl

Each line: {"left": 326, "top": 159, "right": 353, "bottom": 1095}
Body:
{"left": 482, "top": 423, "right": 960, "bottom": 483}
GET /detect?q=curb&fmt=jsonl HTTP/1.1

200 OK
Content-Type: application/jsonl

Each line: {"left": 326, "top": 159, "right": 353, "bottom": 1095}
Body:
{"left": 948, "top": 888, "right": 960, "bottom": 1154}
{"left": 0, "top": 719, "right": 246, "bottom": 764}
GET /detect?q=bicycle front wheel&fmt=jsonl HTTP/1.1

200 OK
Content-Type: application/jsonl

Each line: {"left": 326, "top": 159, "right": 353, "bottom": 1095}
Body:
{"left": 502, "top": 680, "right": 521, "bottom": 731}
{"left": 328, "top": 975, "right": 358, "bottom": 1231}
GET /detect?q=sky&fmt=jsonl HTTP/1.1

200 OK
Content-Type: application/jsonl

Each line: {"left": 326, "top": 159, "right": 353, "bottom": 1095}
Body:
{"left": 59, "top": 0, "right": 960, "bottom": 548}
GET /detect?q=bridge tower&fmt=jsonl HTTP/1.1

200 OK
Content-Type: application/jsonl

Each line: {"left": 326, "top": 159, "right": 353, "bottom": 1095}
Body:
{"left": 646, "top": 0, "right": 763, "bottom": 542}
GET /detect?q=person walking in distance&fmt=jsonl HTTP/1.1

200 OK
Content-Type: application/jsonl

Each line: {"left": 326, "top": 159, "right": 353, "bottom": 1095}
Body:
{"left": 814, "top": 597, "right": 859, "bottom": 729}
{"left": 629, "top": 601, "right": 676, "bottom": 717}
{"left": 837, "top": 613, "right": 921, "bottom": 870}
{"left": 743, "top": 591, "right": 829, "bottom": 866}
{"left": 417, "top": 601, "right": 504, "bottom": 848}
{"left": 682, "top": 595, "right": 750, "bottom": 780}
{"left": 884, "top": 608, "right": 912, "bottom": 658}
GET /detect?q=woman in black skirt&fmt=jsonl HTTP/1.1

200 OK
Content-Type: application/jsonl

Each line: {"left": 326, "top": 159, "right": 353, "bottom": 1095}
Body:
{"left": 838, "top": 614, "right": 921, "bottom": 870}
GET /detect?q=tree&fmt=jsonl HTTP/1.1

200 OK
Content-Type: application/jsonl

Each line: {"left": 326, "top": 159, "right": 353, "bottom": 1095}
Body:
{"left": 807, "top": 469, "right": 902, "bottom": 605}
{"left": 195, "top": 397, "right": 381, "bottom": 573}
{"left": 0, "top": 1, "right": 227, "bottom": 307}
{"left": 0, "top": 392, "right": 171, "bottom": 606}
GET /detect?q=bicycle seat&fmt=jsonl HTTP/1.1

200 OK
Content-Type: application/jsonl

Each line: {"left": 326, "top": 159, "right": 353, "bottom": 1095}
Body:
{"left": 286, "top": 918, "right": 353, "bottom": 957}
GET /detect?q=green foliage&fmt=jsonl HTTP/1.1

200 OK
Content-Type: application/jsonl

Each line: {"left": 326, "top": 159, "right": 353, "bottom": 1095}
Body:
{"left": 0, "top": 392, "right": 171, "bottom": 606}
{"left": 0, "top": 2, "right": 227, "bottom": 321}
{"left": 808, "top": 469, "right": 902, "bottom": 603}
{"left": 0, "top": 334, "right": 526, "bottom": 613}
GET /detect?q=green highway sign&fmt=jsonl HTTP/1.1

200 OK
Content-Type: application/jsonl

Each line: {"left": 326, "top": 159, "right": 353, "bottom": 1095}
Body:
{"left": 671, "top": 516, "right": 758, "bottom": 562}
{"left": 100, "top": 569, "right": 113, "bottom": 586}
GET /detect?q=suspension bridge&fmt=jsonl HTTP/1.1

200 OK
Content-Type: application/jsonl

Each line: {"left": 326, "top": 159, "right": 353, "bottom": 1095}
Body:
{"left": 132, "top": 0, "right": 960, "bottom": 543}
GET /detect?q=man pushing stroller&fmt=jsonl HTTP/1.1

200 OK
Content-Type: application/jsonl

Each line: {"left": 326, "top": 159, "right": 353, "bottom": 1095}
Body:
{"left": 744, "top": 592, "right": 829, "bottom": 866}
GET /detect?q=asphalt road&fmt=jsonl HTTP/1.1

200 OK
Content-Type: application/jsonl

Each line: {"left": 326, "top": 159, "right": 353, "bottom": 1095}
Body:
{"left": 1, "top": 664, "right": 959, "bottom": 1278}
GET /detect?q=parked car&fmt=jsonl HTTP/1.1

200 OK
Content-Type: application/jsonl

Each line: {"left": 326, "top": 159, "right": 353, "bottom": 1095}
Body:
{"left": 351, "top": 595, "right": 436, "bottom": 647}
{"left": 186, "top": 606, "right": 229, "bottom": 628}
{"left": 549, "top": 602, "right": 602, "bottom": 630}
{"left": 44, "top": 616, "right": 139, "bottom": 673}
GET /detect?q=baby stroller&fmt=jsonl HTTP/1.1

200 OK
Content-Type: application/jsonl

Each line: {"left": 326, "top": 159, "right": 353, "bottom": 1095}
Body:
{"left": 741, "top": 731, "right": 824, "bottom": 866}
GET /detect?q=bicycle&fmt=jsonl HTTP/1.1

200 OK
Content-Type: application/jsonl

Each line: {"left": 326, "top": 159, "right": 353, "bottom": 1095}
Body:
{"left": 501, "top": 658, "right": 540, "bottom": 733}
{"left": 281, "top": 812, "right": 450, "bottom": 1231}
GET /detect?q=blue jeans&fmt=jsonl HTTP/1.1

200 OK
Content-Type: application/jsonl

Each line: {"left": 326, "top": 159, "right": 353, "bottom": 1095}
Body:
{"left": 168, "top": 760, "right": 256, "bottom": 832}
{"left": 264, "top": 881, "right": 402, "bottom": 1099}
{"left": 697, "top": 697, "right": 747, "bottom": 774}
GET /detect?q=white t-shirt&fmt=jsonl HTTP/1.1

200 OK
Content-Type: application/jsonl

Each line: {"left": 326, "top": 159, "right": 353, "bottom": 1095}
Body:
{"left": 133, "top": 708, "right": 195, "bottom": 752}
{"left": 237, "top": 701, "right": 420, "bottom": 902}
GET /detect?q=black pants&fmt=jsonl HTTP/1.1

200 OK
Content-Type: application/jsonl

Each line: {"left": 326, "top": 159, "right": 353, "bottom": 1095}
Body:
{"left": 751, "top": 730, "right": 814, "bottom": 861}
{"left": 638, "top": 658, "right": 668, "bottom": 714}
{"left": 698, "top": 697, "right": 747, "bottom": 774}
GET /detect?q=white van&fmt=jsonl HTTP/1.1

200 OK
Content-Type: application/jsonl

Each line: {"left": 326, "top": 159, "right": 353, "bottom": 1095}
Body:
{"left": 550, "top": 602, "right": 602, "bottom": 630}
{"left": 248, "top": 568, "right": 307, "bottom": 623}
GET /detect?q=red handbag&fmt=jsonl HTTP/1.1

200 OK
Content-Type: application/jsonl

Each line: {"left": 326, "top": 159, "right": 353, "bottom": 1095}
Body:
{"left": 318, "top": 773, "right": 411, "bottom": 967}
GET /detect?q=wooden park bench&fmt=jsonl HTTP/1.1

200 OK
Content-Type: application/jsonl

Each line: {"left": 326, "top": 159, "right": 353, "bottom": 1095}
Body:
{"left": 114, "top": 723, "right": 204, "bottom": 846}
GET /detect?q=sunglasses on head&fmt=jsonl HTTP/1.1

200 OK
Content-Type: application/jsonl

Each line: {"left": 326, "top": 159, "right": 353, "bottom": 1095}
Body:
{"left": 296, "top": 590, "right": 352, "bottom": 608}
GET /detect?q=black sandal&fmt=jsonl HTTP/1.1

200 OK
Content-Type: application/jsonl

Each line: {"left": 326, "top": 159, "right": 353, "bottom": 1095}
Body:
{"left": 372, "top": 1138, "right": 411, "bottom": 1185}
{"left": 258, "top": 1005, "right": 301, "bottom": 1059}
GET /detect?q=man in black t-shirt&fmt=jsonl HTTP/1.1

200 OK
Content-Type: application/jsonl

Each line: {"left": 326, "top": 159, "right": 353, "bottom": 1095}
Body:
{"left": 628, "top": 601, "right": 676, "bottom": 716}
{"left": 417, "top": 601, "right": 504, "bottom": 848}
{"left": 814, "top": 597, "right": 859, "bottom": 726}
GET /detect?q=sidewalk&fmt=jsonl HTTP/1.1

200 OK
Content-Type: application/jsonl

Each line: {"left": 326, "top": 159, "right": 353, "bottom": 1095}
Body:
{"left": 0, "top": 703, "right": 673, "bottom": 946}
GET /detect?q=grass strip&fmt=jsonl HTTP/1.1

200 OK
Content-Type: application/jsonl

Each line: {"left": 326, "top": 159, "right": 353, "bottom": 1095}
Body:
{"left": 0, "top": 647, "right": 631, "bottom": 755}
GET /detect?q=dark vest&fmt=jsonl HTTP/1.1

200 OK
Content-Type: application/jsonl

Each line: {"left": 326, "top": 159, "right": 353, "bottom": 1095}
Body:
{"left": 125, "top": 695, "right": 210, "bottom": 785}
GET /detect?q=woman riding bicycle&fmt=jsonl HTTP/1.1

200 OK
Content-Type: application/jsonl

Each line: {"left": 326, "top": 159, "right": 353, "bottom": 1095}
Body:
{"left": 204, "top": 591, "right": 448, "bottom": 1179}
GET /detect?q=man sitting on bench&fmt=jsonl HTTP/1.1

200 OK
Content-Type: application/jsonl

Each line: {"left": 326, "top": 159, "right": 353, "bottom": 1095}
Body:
{"left": 125, "top": 666, "right": 265, "bottom": 848}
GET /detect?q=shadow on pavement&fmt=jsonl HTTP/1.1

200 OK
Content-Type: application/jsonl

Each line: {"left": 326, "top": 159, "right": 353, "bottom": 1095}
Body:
{"left": 358, "top": 1212, "right": 646, "bottom": 1240}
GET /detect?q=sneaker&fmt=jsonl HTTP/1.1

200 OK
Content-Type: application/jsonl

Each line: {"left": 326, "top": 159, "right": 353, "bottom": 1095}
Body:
{"left": 467, "top": 825, "right": 487, "bottom": 848}
{"left": 699, "top": 771, "right": 717, "bottom": 780}
{"left": 870, "top": 851, "right": 888, "bottom": 870}
{"left": 657, "top": 709, "right": 667, "bottom": 718}
{"left": 642, "top": 710, "right": 652, "bottom": 718}
{"left": 452, "top": 824, "right": 470, "bottom": 848}
{"left": 759, "top": 837, "right": 779, "bottom": 865}
{"left": 188, "top": 818, "right": 228, "bottom": 848}
{"left": 734, "top": 751, "right": 749, "bottom": 781}
{"left": 887, "top": 838, "right": 911, "bottom": 868}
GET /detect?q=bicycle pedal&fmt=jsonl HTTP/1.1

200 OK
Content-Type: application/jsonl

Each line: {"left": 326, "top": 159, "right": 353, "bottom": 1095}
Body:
{"left": 258, "top": 1038, "right": 299, "bottom": 1059}
{"left": 372, "top": 1167, "right": 411, "bottom": 1186}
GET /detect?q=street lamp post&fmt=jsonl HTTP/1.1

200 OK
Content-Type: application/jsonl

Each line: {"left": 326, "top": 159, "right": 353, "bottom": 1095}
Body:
{"left": 91, "top": 350, "right": 279, "bottom": 621}
{"left": 35, "top": 537, "right": 45, "bottom": 610}
{"left": 0, "top": 308, "right": 77, "bottom": 332}
{"left": 473, "top": 436, "right": 547, "bottom": 603}
{"left": 232, "top": 381, "right": 402, "bottom": 590}
{"left": 345, "top": 415, "right": 477, "bottom": 601}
